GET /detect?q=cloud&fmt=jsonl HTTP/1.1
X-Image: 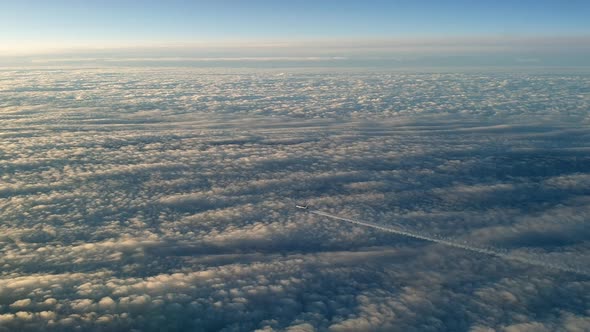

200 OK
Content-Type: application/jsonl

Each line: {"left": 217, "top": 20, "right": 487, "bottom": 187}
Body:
{"left": 0, "top": 67, "right": 588, "bottom": 331}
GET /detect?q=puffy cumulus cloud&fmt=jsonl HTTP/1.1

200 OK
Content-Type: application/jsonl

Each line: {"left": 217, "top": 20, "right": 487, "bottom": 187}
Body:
{"left": 0, "top": 67, "right": 589, "bottom": 331}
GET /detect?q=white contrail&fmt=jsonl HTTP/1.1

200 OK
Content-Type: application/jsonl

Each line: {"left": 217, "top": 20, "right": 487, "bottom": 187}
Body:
{"left": 308, "top": 209, "right": 589, "bottom": 276}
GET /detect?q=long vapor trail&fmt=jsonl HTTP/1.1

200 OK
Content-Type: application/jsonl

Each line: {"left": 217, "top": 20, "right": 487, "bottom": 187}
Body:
{"left": 307, "top": 209, "right": 589, "bottom": 276}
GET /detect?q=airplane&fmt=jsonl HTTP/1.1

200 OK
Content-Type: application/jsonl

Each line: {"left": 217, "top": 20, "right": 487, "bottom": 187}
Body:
{"left": 295, "top": 203, "right": 309, "bottom": 210}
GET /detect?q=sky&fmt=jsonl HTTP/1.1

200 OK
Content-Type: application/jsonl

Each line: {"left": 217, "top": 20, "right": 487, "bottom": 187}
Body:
{"left": 1, "top": 0, "right": 590, "bottom": 60}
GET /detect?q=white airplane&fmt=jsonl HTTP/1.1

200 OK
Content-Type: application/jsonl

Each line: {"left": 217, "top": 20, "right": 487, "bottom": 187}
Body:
{"left": 295, "top": 203, "right": 309, "bottom": 210}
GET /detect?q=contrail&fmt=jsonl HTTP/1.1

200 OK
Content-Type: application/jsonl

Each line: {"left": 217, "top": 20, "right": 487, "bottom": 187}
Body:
{"left": 306, "top": 208, "right": 589, "bottom": 276}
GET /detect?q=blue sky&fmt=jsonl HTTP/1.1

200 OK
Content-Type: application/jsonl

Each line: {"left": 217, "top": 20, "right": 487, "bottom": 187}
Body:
{"left": 2, "top": 0, "right": 589, "bottom": 43}
{"left": 1, "top": 0, "right": 589, "bottom": 65}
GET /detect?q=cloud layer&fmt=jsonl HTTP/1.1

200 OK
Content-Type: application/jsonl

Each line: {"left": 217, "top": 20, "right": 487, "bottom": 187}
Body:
{"left": 0, "top": 68, "right": 589, "bottom": 331}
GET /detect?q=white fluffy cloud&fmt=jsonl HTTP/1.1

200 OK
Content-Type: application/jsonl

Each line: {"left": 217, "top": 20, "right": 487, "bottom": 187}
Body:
{"left": 0, "top": 68, "right": 589, "bottom": 331}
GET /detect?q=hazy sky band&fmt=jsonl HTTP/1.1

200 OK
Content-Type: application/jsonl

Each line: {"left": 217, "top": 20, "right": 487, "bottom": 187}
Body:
{"left": 2, "top": 36, "right": 590, "bottom": 68}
